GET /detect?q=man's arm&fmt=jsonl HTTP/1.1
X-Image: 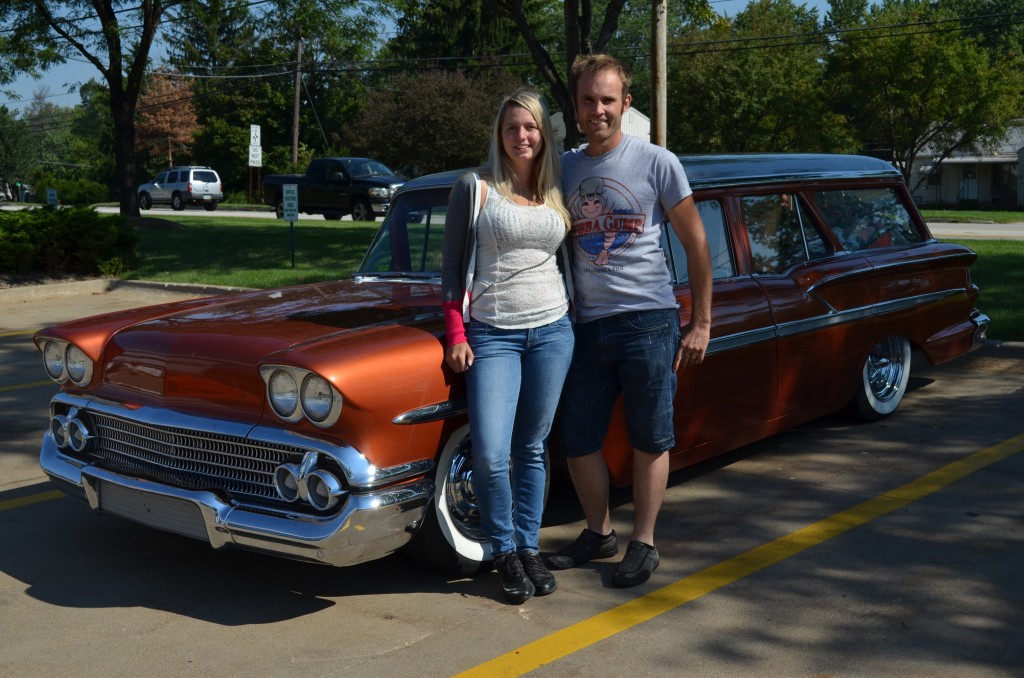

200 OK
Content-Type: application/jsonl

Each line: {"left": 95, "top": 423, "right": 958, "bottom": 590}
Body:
{"left": 667, "top": 195, "right": 712, "bottom": 371}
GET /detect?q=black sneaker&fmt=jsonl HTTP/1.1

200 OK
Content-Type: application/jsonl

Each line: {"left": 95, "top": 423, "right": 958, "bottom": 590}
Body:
{"left": 612, "top": 540, "right": 660, "bottom": 588}
{"left": 494, "top": 552, "right": 535, "bottom": 604}
{"left": 519, "top": 551, "right": 557, "bottom": 596}
{"left": 547, "top": 529, "right": 618, "bottom": 570}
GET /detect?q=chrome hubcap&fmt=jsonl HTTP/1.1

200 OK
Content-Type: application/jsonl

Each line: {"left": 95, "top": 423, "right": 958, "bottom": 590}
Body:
{"left": 444, "top": 437, "right": 485, "bottom": 541}
{"left": 867, "top": 336, "right": 906, "bottom": 402}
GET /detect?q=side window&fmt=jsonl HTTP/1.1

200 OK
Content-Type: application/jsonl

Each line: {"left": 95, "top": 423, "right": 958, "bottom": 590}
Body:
{"left": 814, "top": 187, "right": 924, "bottom": 251}
{"left": 662, "top": 199, "right": 735, "bottom": 284}
{"left": 741, "top": 193, "right": 825, "bottom": 275}
{"left": 154, "top": 173, "right": 167, "bottom": 184}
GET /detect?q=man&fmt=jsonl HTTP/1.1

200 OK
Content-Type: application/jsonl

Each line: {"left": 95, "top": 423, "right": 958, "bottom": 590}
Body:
{"left": 548, "top": 54, "right": 713, "bottom": 587}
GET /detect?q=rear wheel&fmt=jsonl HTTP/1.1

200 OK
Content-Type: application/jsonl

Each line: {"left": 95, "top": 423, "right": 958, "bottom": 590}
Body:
{"left": 351, "top": 198, "right": 374, "bottom": 222}
{"left": 138, "top": 193, "right": 152, "bottom": 210}
{"left": 171, "top": 193, "right": 185, "bottom": 211}
{"left": 405, "top": 425, "right": 491, "bottom": 575}
{"left": 323, "top": 213, "right": 342, "bottom": 221}
{"left": 275, "top": 197, "right": 284, "bottom": 219}
{"left": 204, "top": 202, "right": 218, "bottom": 211}
{"left": 850, "top": 335, "right": 911, "bottom": 421}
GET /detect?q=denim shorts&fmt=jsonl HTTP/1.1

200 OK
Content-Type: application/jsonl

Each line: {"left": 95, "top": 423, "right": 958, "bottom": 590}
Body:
{"left": 559, "top": 308, "right": 681, "bottom": 456}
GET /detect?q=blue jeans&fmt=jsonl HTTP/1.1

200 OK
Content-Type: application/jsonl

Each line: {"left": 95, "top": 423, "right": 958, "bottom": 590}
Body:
{"left": 559, "top": 308, "right": 681, "bottom": 456}
{"left": 465, "top": 314, "right": 574, "bottom": 556}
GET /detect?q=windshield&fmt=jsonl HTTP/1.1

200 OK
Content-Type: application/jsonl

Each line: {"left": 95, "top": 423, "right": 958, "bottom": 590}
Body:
{"left": 358, "top": 187, "right": 451, "bottom": 276}
{"left": 345, "top": 159, "right": 398, "bottom": 179}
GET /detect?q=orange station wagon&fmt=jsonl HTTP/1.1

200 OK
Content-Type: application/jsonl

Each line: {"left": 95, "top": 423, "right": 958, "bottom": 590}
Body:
{"left": 35, "top": 154, "right": 989, "bottom": 574}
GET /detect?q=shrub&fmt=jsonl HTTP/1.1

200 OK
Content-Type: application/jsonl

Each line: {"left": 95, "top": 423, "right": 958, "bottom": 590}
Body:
{"left": 0, "top": 207, "right": 137, "bottom": 276}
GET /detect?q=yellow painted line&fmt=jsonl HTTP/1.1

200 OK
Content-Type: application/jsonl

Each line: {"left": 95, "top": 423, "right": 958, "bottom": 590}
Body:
{"left": 0, "top": 380, "right": 54, "bottom": 393}
{"left": 0, "top": 489, "right": 65, "bottom": 512}
{"left": 458, "top": 433, "right": 1024, "bottom": 677}
{"left": 0, "top": 329, "right": 38, "bottom": 337}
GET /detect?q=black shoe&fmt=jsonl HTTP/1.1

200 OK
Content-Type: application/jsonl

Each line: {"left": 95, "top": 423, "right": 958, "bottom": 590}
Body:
{"left": 612, "top": 540, "right": 660, "bottom": 588}
{"left": 519, "top": 551, "right": 557, "bottom": 596}
{"left": 547, "top": 529, "right": 618, "bottom": 570}
{"left": 494, "top": 552, "right": 535, "bottom": 604}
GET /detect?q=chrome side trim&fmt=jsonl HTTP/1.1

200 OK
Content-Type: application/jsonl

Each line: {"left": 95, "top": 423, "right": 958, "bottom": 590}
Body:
{"left": 393, "top": 398, "right": 468, "bottom": 425}
{"left": 805, "top": 253, "right": 974, "bottom": 296}
{"left": 707, "top": 289, "right": 969, "bottom": 354}
{"left": 778, "top": 290, "right": 964, "bottom": 338}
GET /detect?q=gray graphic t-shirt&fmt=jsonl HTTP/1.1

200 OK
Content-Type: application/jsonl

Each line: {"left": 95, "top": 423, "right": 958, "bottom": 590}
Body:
{"left": 561, "top": 134, "right": 692, "bottom": 323}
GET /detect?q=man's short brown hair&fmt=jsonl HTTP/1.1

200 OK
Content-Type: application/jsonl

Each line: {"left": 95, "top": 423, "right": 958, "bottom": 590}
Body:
{"left": 570, "top": 54, "right": 632, "bottom": 100}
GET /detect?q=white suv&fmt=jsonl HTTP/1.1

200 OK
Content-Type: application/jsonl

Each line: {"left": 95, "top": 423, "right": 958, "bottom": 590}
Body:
{"left": 138, "top": 166, "right": 223, "bottom": 211}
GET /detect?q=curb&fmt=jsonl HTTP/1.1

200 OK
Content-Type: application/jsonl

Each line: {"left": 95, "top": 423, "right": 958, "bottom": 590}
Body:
{"left": 975, "top": 339, "right": 1024, "bottom": 360}
{"left": 0, "top": 278, "right": 251, "bottom": 303}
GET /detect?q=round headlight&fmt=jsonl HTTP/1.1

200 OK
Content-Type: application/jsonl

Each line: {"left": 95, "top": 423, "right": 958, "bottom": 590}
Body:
{"left": 43, "top": 340, "right": 65, "bottom": 381}
{"left": 268, "top": 369, "right": 299, "bottom": 417}
{"left": 65, "top": 345, "right": 90, "bottom": 384}
{"left": 301, "top": 374, "right": 334, "bottom": 422}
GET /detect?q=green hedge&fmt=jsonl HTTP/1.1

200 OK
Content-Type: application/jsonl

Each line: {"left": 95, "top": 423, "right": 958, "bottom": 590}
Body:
{"left": 0, "top": 207, "right": 138, "bottom": 277}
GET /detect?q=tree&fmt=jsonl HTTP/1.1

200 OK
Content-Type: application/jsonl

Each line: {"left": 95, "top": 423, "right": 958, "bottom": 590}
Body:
{"left": 3, "top": 0, "right": 170, "bottom": 217}
{"left": 669, "top": 0, "right": 853, "bottom": 153}
{"left": 136, "top": 68, "right": 198, "bottom": 169}
{"left": 827, "top": 0, "right": 1024, "bottom": 188}
{"left": 347, "top": 68, "right": 522, "bottom": 176}
{"left": 0, "top": 107, "right": 35, "bottom": 191}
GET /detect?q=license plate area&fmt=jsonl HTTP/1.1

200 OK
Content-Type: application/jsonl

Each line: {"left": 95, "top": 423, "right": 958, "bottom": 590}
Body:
{"left": 99, "top": 481, "right": 210, "bottom": 542}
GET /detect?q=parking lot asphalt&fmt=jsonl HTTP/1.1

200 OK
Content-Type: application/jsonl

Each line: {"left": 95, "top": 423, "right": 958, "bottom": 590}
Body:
{"left": 1, "top": 282, "right": 1022, "bottom": 677}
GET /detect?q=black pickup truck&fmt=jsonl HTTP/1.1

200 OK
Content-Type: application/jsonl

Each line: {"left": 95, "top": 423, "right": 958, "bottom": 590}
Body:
{"left": 262, "top": 157, "right": 405, "bottom": 221}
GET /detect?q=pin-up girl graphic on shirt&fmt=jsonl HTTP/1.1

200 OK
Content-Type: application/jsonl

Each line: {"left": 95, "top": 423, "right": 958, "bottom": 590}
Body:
{"left": 567, "top": 176, "right": 645, "bottom": 266}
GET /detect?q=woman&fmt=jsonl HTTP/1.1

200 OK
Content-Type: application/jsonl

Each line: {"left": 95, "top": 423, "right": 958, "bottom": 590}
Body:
{"left": 440, "top": 88, "right": 574, "bottom": 605}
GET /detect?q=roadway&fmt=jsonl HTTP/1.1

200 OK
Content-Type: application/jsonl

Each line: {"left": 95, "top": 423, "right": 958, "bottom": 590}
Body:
{"left": 1, "top": 283, "right": 1022, "bottom": 676}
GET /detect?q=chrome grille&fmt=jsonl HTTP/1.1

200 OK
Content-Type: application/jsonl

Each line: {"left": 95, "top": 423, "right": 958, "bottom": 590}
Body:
{"left": 88, "top": 412, "right": 307, "bottom": 503}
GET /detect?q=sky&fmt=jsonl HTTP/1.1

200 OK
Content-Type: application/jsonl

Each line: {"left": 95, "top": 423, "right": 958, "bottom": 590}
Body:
{"left": 2, "top": 0, "right": 833, "bottom": 114}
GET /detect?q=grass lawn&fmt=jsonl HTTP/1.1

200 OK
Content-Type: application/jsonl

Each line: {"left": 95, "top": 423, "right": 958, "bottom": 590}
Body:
{"left": 944, "top": 238, "right": 1024, "bottom": 343}
{"left": 921, "top": 209, "right": 1024, "bottom": 223}
{"left": 127, "top": 216, "right": 378, "bottom": 289}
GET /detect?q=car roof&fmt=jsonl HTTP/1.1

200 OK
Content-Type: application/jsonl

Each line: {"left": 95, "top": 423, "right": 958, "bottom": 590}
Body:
{"left": 396, "top": 154, "right": 901, "bottom": 194}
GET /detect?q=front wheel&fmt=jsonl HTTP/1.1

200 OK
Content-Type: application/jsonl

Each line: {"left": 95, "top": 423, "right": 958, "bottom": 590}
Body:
{"left": 171, "top": 193, "right": 185, "bottom": 211}
{"left": 405, "top": 425, "right": 491, "bottom": 575}
{"left": 351, "top": 198, "right": 374, "bottom": 222}
{"left": 849, "top": 335, "right": 911, "bottom": 421}
{"left": 138, "top": 193, "right": 152, "bottom": 210}
{"left": 275, "top": 198, "right": 284, "bottom": 219}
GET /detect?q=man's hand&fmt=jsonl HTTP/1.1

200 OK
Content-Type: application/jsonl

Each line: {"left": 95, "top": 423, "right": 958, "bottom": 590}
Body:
{"left": 674, "top": 322, "right": 710, "bottom": 372}
{"left": 445, "top": 342, "right": 474, "bottom": 373}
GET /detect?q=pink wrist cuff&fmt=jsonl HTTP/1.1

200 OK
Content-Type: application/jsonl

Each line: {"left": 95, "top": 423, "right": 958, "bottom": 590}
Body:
{"left": 443, "top": 301, "right": 467, "bottom": 346}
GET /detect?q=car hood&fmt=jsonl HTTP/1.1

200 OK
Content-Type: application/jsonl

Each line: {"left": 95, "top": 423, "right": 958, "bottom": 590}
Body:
{"left": 80, "top": 278, "right": 443, "bottom": 420}
{"left": 358, "top": 175, "right": 404, "bottom": 187}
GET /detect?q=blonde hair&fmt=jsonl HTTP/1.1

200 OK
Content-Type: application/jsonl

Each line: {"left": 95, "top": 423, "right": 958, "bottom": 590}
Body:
{"left": 485, "top": 88, "right": 571, "bottom": 232}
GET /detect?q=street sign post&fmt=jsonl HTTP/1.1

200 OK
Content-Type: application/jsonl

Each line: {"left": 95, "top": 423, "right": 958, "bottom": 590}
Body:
{"left": 283, "top": 183, "right": 298, "bottom": 268}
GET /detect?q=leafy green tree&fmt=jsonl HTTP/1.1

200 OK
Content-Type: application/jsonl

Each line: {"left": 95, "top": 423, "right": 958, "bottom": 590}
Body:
{"left": 669, "top": 0, "right": 852, "bottom": 153}
{"left": 347, "top": 68, "right": 522, "bottom": 176}
{"left": 0, "top": 106, "right": 35, "bottom": 192}
{"left": 827, "top": 0, "right": 1024, "bottom": 187}
{"left": 3, "top": 0, "right": 171, "bottom": 216}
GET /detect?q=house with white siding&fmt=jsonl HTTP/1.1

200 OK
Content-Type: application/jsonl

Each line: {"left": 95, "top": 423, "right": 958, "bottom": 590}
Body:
{"left": 908, "top": 127, "right": 1024, "bottom": 208}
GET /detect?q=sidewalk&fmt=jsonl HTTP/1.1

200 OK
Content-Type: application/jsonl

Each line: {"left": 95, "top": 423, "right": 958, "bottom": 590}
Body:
{"left": 0, "top": 279, "right": 246, "bottom": 333}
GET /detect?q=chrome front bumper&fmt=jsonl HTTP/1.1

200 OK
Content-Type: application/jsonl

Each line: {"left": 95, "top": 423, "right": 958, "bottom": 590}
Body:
{"left": 40, "top": 431, "right": 433, "bottom": 567}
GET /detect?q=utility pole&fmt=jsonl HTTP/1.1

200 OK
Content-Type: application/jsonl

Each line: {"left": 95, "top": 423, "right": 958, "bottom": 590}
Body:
{"left": 292, "top": 37, "right": 302, "bottom": 167}
{"left": 651, "top": 0, "right": 667, "bottom": 148}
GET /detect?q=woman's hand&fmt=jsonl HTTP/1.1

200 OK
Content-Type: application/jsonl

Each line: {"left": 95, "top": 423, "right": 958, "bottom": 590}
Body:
{"left": 445, "top": 342, "right": 474, "bottom": 373}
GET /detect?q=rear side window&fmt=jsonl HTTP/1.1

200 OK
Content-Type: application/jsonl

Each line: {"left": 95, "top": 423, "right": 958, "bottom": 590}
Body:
{"left": 742, "top": 193, "right": 826, "bottom": 275}
{"left": 814, "top": 188, "right": 924, "bottom": 251}
{"left": 663, "top": 199, "right": 735, "bottom": 283}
